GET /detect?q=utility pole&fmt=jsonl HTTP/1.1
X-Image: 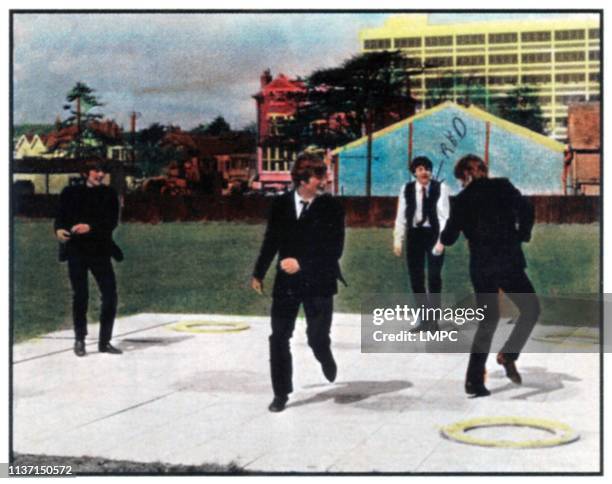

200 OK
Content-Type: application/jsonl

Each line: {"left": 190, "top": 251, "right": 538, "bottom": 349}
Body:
{"left": 129, "top": 111, "right": 141, "bottom": 163}
{"left": 365, "top": 109, "right": 373, "bottom": 197}
{"left": 76, "top": 96, "right": 81, "bottom": 159}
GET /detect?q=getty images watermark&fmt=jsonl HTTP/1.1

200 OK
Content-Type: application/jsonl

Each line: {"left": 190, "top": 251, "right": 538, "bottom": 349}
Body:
{"left": 361, "top": 293, "right": 609, "bottom": 354}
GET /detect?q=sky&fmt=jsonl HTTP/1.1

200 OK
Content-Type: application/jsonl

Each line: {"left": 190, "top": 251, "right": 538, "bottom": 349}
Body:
{"left": 12, "top": 11, "right": 598, "bottom": 131}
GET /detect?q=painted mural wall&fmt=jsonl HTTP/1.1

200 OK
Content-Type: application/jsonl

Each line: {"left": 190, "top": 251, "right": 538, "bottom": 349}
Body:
{"left": 336, "top": 102, "right": 565, "bottom": 196}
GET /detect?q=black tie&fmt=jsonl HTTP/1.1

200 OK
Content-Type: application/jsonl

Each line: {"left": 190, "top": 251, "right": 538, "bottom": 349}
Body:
{"left": 416, "top": 186, "right": 427, "bottom": 227}
{"left": 299, "top": 200, "right": 309, "bottom": 220}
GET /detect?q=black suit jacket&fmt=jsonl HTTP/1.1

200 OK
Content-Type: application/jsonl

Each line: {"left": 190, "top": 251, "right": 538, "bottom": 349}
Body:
{"left": 440, "top": 177, "right": 534, "bottom": 273}
{"left": 54, "top": 184, "right": 122, "bottom": 261}
{"left": 253, "top": 191, "right": 345, "bottom": 297}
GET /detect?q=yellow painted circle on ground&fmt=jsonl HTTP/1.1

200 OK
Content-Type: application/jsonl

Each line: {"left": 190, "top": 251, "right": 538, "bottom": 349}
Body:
{"left": 440, "top": 416, "right": 579, "bottom": 449}
{"left": 168, "top": 321, "right": 250, "bottom": 334}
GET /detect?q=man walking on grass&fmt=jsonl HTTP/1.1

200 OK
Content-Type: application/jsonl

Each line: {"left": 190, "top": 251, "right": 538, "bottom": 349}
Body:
{"left": 55, "top": 159, "right": 124, "bottom": 357}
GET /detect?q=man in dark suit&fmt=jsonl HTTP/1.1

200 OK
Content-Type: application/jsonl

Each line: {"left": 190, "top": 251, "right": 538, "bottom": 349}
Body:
{"left": 393, "top": 156, "right": 450, "bottom": 331}
{"left": 252, "top": 151, "right": 345, "bottom": 412}
{"left": 436, "top": 154, "right": 540, "bottom": 397}
{"left": 55, "top": 160, "right": 123, "bottom": 357}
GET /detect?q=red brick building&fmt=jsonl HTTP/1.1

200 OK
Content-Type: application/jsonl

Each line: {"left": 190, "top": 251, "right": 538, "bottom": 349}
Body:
{"left": 43, "top": 119, "right": 123, "bottom": 154}
{"left": 567, "top": 102, "right": 600, "bottom": 195}
{"left": 252, "top": 70, "right": 306, "bottom": 191}
{"left": 161, "top": 128, "right": 256, "bottom": 194}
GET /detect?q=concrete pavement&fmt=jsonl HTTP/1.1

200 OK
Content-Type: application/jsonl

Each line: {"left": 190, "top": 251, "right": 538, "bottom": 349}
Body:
{"left": 12, "top": 313, "right": 601, "bottom": 473}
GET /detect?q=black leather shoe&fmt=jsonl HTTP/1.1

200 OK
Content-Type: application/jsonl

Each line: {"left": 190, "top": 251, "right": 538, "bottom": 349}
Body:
{"left": 74, "top": 340, "right": 86, "bottom": 357}
{"left": 98, "top": 342, "right": 123, "bottom": 354}
{"left": 321, "top": 356, "right": 337, "bottom": 383}
{"left": 465, "top": 381, "right": 491, "bottom": 397}
{"left": 497, "top": 353, "right": 522, "bottom": 384}
{"left": 268, "top": 395, "right": 288, "bottom": 413}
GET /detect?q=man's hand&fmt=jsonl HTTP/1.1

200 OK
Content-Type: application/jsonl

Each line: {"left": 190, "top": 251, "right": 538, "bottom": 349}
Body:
{"left": 251, "top": 277, "right": 264, "bottom": 295}
{"left": 71, "top": 224, "right": 91, "bottom": 235}
{"left": 280, "top": 258, "right": 300, "bottom": 274}
{"left": 433, "top": 242, "right": 445, "bottom": 256}
{"left": 55, "top": 229, "right": 71, "bottom": 243}
{"left": 393, "top": 243, "right": 402, "bottom": 257}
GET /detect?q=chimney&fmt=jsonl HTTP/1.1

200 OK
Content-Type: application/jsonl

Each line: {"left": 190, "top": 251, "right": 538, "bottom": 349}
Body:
{"left": 261, "top": 69, "right": 272, "bottom": 88}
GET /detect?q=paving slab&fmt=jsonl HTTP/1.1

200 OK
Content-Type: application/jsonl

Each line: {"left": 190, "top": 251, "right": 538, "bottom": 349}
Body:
{"left": 12, "top": 312, "right": 601, "bottom": 473}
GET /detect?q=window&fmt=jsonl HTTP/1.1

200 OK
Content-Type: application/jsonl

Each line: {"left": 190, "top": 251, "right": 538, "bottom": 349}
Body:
{"left": 409, "top": 78, "right": 423, "bottom": 88}
{"left": 395, "top": 37, "right": 421, "bottom": 48}
{"left": 456, "top": 34, "right": 485, "bottom": 45}
{"left": 364, "top": 38, "right": 391, "bottom": 50}
{"left": 522, "top": 74, "right": 551, "bottom": 84}
{"left": 457, "top": 55, "right": 485, "bottom": 66}
{"left": 589, "top": 28, "right": 600, "bottom": 39}
{"left": 521, "top": 31, "right": 551, "bottom": 43}
{"left": 489, "top": 54, "right": 518, "bottom": 65}
{"left": 425, "top": 78, "right": 452, "bottom": 89}
{"left": 425, "top": 56, "right": 453, "bottom": 67}
{"left": 589, "top": 72, "right": 600, "bottom": 82}
{"left": 555, "top": 51, "right": 585, "bottom": 63}
{"left": 488, "top": 75, "right": 518, "bottom": 85}
{"left": 555, "top": 73, "right": 585, "bottom": 83}
{"left": 522, "top": 52, "right": 551, "bottom": 64}
{"left": 488, "top": 32, "right": 518, "bottom": 44}
{"left": 467, "top": 76, "right": 486, "bottom": 86}
{"left": 425, "top": 35, "right": 453, "bottom": 47}
{"left": 556, "top": 94, "right": 586, "bottom": 105}
{"left": 589, "top": 50, "right": 600, "bottom": 61}
{"left": 555, "top": 29, "right": 585, "bottom": 41}
{"left": 398, "top": 57, "right": 423, "bottom": 69}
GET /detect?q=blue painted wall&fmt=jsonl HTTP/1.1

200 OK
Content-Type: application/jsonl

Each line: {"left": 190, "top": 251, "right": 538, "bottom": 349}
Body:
{"left": 337, "top": 104, "right": 564, "bottom": 196}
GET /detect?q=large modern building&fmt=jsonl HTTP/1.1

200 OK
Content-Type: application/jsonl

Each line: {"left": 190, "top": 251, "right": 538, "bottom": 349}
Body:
{"left": 360, "top": 14, "right": 600, "bottom": 141}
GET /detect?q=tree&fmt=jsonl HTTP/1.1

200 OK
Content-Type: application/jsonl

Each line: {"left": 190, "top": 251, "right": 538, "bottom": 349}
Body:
{"left": 493, "top": 85, "right": 546, "bottom": 134}
{"left": 422, "top": 75, "right": 545, "bottom": 133}
{"left": 283, "top": 51, "right": 424, "bottom": 196}
{"left": 423, "top": 72, "right": 492, "bottom": 110}
{"left": 62, "top": 82, "right": 105, "bottom": 157}
{"left": 242, "top": 121, "right": 258, "bottom": 135}
{"left": 135, "top": 123, "right": 180, "bottom": 177}
{"left": 138, "top": 123, "right": 166, "bottom": 146}
{"left": 423, "top": 71, "right": 455, "bottom": 108}
{"left": 190, "top": 116, "right": 231, "bottom": 136}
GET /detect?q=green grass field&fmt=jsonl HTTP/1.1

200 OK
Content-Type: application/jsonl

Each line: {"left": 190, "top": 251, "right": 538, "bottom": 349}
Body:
{"left": 12, "top": 219, "right": 600, "bottom": 342}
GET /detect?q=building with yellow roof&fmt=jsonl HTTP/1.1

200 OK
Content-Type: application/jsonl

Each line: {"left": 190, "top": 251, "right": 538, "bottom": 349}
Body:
{"left": 333, "top": 101, "right": 565, "bottom": 196}
{"left": 359, "top": 14, "right": 600, "bottom": 141}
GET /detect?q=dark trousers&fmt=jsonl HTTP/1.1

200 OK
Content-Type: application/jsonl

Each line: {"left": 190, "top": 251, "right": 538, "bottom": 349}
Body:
{"left": 67, "top": 253, "right": 118, "bottom": 345}
{"left": 466, "top": 267, "right": 540, "bottom": 384}
{"left": 406, "top": 227, "right": 444, "bottom": 311}
{"left": 269, "top": 295, "right": 334, "bottom": 397}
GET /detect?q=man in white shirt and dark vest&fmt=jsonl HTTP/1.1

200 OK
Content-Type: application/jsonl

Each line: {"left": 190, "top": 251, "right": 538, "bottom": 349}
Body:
{"left": 393, "top": 156, "right": 450, "bottom": 331}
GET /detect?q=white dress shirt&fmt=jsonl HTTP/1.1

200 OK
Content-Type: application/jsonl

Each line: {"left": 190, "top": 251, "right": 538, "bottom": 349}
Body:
{"left": 294, "top": 191, "right": 312, "bottom": 219}
{"left": 393, "top": 181, "right": 450, "bottom": 249}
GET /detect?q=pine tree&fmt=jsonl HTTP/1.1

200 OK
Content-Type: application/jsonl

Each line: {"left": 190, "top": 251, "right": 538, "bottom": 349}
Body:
{"left": 62, "top": 82, "right": 105, "bottom": 157}
{"left": 493, "top": 85, "right": 546, "bottom": 134}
